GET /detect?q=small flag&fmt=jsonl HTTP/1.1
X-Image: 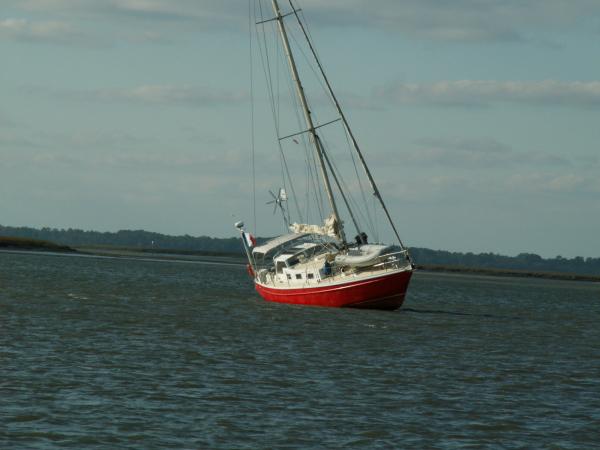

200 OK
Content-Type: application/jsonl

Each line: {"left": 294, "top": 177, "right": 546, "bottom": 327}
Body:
{"left": 243, "top": 232, "right": 256, "bottom": 248}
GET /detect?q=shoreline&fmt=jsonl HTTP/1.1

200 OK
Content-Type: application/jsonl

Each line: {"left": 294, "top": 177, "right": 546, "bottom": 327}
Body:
{"left": 414, "top": 264, "right": 600, "bottom": 283}
{"left": 0, "top": 237, "right": 75, "bottom": 253}
{"left": 75, "top": 246, "right": 246, "bottom": 266}
{"left": 79, "top": 246, "right": 600, "bottom": 282}
{"left": 2, "top": 241, "right": 597, "bottom": 283}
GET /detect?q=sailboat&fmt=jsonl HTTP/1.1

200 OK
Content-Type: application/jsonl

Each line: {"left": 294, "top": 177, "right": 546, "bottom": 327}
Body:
{"left": 236, "top": 0, "right": 414, "bottom": 310}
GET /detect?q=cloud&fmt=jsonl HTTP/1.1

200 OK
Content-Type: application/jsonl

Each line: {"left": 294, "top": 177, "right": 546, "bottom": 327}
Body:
{"left": 124, "top": 30, "right": 172, "bottom": 44}
{"left": 374, "top": 80, "right": 600, "bottom": 108}
{"left": 0, "top": 111, "right": 17, "bottom": 128}
{"left": 382, "top": 167, "right": 598, "bottom": 207}
{"left": 506, "top": 172, "right": 599, "bottom": 194}
{"left": 371, "top": 136, "right": 587, "bottom": 202}
{"left": 404, "top": 137, "right": 570, "bottom": 169}
{"left": 106, "top": 0, "right": 238, "bottom": 24}
{"left": 1, "top": 141, "right": 244, "bottom": 175}
{"left": 0, "top": 17, "right": 79, "bottom": 43}
{"left": 6, "top": 0, "right": 600, "bottom": 43}
{"left": 299, "top": 0, "right": 522, "bottom": 42}
{"left": 25, "top": 84, "right": 247, "bottom": 108}
{"left": 97, "top": 85, "right": 247, "bottom": 107}
{"left": 294, "top": 0, "right": 600, "bottom": 43}
{"left": 9, "top": 0, "right": 245, "bottom": 29}
{"left": 0, "top": 124, "right": 250, "bottom": 176}
{"left": 0, "top": 131, "right": 37, "bottom": 149}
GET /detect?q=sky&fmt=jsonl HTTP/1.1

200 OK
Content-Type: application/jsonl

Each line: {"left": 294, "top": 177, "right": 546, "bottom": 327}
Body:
{"left": 1, "top": 0, "right": 599, "bottom": 258}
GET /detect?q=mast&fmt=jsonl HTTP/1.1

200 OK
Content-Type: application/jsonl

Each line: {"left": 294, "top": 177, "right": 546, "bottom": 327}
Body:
{"left": 270, "top": 0, "right": 347, "bottom": 244}
{"left": 287, "top": 1, "right": 410, "bottom": 253}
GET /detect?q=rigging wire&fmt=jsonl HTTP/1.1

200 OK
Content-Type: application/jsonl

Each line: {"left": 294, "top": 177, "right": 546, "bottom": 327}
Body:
{"left": 279, "top": 26, "right": 324, "bottom": 224}
{"left": 289, "top": 0, "right": 409, "bottom": 252}
{"left": 288, "top": 30, "right": 331, "bottom": 109}
{"left": 286, "top": 1, "right": 368, "bottom": 236}
{"left": 342, "top": 125, "right": 378, "bottom": 237}
{"left": 254, "top": 0, "right": 401, "bottom": 248}
{"left": 314, "top": 105, "right": 377, "bottom": 240}
{"left": 292, "top": 1, "right": 376, "bottom": 239}
{"left": 255, "top": 0, "right": 304, "bottom": 224}
{"left": 273, "top": 16, "right": 291, "bottom": 229}
{"left": 287, "top": 11, "right": 352, "bottom": 225}
{"left": 276, "top": 13, "right": 323, "bottom": 226}
{"left": 373, "top": 194, "right": 379, "bottom": 242}
{"left": 318, "top": 130, "right": 365, "bottom": 235}
{"left": 287, "top": 28, "right": 326, "bottom": 223}
{"left": 275, "top": 11, "right": 326, "bottom": 225}
{"left": 249, "top": 0, "right": 257, "bottom": 234}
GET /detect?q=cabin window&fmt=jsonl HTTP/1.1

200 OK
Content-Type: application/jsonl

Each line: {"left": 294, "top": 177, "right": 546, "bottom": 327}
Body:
{"left": 276, "top": 261, "right": 286, "bottom": 274}
{"left": 295, "top": 274, "right": 302, "bottom": 280}
{"left": 288, "top": 257, "right": 300, "bottom": 266}
{"left": 286, "top": 274, "right": 291, "bottom": 280}
{"left": 307, "top": 273, "right": 314, "bottom": 279}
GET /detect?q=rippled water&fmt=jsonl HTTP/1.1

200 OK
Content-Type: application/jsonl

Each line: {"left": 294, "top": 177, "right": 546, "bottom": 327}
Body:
{"left": 1, "top": 251, "right": 599, "bottom": 449}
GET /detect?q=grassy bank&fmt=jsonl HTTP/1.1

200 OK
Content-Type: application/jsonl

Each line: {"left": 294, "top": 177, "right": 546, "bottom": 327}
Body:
{"left": 0, "top": 236, "right": 75, "bottom": 253}
{"left": 77, "top": 245, "right": 243, "bottom": 258}
{"left": 416, "top": 264, "right": 600, "bottom": 283}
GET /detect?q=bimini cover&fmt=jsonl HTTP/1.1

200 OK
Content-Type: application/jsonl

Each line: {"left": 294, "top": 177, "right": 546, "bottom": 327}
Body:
{"left": 252, "top": 233, "right": 309, "bottom": 257}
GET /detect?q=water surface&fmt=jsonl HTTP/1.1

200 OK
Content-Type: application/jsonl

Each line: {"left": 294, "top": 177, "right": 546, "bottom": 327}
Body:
{"left": 1, "top": 251, "right": 599, "bottom": 449}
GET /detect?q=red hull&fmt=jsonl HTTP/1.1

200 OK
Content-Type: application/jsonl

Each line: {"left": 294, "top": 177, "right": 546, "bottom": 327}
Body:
{"left": 255, "top": 269, "right": 412, "bottom": 310}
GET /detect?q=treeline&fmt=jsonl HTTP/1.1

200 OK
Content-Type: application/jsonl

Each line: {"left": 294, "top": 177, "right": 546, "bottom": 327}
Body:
{"left": 0, "top": 225, "right": 243, "bottom": 254}
{"left": 410, "top": 248, "right": 600, "bottom": 277}
{"left": 1, "top": 224, "right": 599, "bottom": 276}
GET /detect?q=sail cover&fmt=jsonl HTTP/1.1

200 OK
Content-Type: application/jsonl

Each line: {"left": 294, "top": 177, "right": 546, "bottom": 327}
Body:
{"left": 288, "top": 214, "right": 339, "bottom": 238}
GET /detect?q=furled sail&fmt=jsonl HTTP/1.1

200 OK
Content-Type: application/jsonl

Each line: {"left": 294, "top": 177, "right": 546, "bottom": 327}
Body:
{"left": 288, "top": 214, "right": 340, "bottom": 238}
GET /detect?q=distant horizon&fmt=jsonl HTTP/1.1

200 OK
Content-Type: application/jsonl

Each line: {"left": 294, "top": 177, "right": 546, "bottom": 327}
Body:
{"left": 1, "top": 222, "right": 597, "bottom": 260}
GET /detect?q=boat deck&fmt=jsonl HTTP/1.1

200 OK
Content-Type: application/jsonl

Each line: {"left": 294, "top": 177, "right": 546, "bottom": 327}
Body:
{"left": 258, "top": 256, "right": 412, "bottom": 290}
